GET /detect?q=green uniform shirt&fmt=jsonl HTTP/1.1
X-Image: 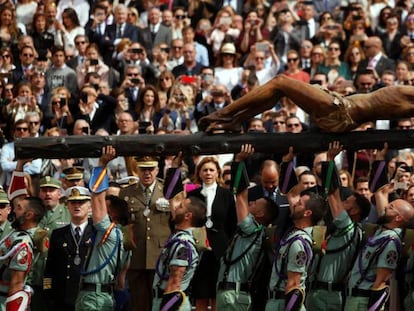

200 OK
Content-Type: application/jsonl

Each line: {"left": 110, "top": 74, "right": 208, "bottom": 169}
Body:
{"left": 269, "top": 227, "right": 313, "bottom": 291}
{"left": 82, "top": 215, "right": 124, "bottom": 284}
{"left": 348, "top": 227, "right": 401, "bottom": 291}
{"left": 317, "top": 211, "right": 360, "bottom": 282}
{"left": 38, "top": 203, "right": 71, "bottom": 234}
{"left": 217, "top": 213, "right": 263, "bottom": 284}
{"left": 152, "top": 228, "right": 198, "bottom": 292}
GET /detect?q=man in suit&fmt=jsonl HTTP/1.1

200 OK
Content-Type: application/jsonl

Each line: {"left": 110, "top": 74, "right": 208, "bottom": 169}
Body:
{"left": 107, "top": 4, "right": 138, "bottom": 45}
{"left": 248, "top": 160, "right": 290, "bottom": 238}
{"left": 357, "top": 36, "right": 395, "bottom": 77}
{"left": 296, "top": 1, "right": 319, "bottom": 42}
{"left": 172, "top": 42, "right": 203, "bottom": 78}
{"left": 12, "top": 45, "right": 36, "bottom": 85}
{"left": 119, "top": 156, "right": 170, "bottom": 311}
{"left": 66, "top": 35, "right": 89, "bottom": 71}
{"left": 43, "top": 186, "right": 95, "bottom": 311}
{"left": 0, "top": 190, "right": 12, "bottom": 240}
{"left": 141, "top": 7, "right": 172, "bottom": 56}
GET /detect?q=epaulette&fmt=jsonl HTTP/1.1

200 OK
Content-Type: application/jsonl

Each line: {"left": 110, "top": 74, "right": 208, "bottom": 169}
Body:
{"left": 33, "top": 228, "right": 49, "bottom": 256}
{"left": 312, "top": 225, "right": 327, "bottom": 255}
{"left": 121, "top": 224, "right": 136, "bottom": 251}
{"left": 192, "top": 227, "right": 211, "bottom": 252}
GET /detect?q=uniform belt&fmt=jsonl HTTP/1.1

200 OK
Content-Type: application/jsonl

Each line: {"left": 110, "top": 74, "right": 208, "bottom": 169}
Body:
{"left": 217, "top": 282, "right": 249, "bottom": 292}
{"left": 349, "top": 287, "right": 370, "bottom": 297}
{"left": 314, "top": 281, "right": 344, "bottom": 292}
{"left": 80, "top": 283, "right": 113, "bottom": 294}
{"left": 268, "top": 290, "right": 285, "bottom": 299}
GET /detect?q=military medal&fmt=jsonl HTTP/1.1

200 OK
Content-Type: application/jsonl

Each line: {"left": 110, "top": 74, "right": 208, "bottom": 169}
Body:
{"left": 74, "top": 254, "right": 81, "bottom": 265}
{"left": 143, "top": 207, "right": 150, "bottom": 217}
{"left": 205, "top": 217, "right": 213, "bottom": 228}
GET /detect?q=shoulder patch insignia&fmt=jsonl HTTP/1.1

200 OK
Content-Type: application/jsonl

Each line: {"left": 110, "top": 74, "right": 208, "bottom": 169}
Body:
{"left": 365, "top": 251, "right": 371, "bottom": 260}
{"left": 386, "top": 250, "right": 398, "bottom": 265}
{"left": 296, "top": 250, "right": 307, "bottom": 266}
{"left": 176, "top": 247, "right": 189, "bottom": 261}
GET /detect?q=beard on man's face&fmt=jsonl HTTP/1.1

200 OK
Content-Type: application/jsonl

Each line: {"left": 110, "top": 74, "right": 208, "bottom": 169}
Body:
{"left": 377, "top": 214, "right": 394, "bottom": 226}
{"left": 11, "top": 215, "right": 26, "bottom": 230}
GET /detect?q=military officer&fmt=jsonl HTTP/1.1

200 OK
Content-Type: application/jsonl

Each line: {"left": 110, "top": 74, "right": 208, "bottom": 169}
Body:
{"left": 0, "top": 195, "right": 46, "bottom": 311}
{"left": 152, "top": 153, "right": 207, "bottom": 311}
{"left": 216, "top": 144, "right": 279, "bottom": 311}
{"left": 43, "top": 186, "right": 95, "bottom": 311}
{"left": 0, "top": 190, "right": 12, "bottom": 240}
{"left": 266, "top": 189, "right": 326, "bottom": 311}
{"left": 75, "top": 146, "right": 127, "bottom": 311}
{"left": 119, "top": 156, "right": 170, "bottom": 311}
{"left": 306, "top": 141, "right": 371, "bottom": 310}
{"left": 62, "top": 166, "right": 86, "bottom": 190}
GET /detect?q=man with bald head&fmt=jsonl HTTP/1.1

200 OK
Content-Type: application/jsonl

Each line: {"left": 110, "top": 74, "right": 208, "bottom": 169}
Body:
{"left": 344, "top": 183, "right": 414, "bottom": 311}
{"left": 357, "top": 36, "right": 395, "bottom": 77}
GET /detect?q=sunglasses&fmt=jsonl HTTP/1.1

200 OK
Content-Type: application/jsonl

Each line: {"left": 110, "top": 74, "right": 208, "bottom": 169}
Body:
{"left": 52, "top": 101, "right": 60, "bottom": 105}
{"left": 127, "top": 73, "right": 139, "bottom": 77}
{"left": 29, "top": 121, "right": 40, "bottom": 125}
{"left": 287, "top": 58, "right": 298, "bottom": 62}
{"left": 172, "top": 46, "right": 182, "bottom": 50}
{"left": 287, "top": 123, "right": 300, "bottom": 128}
{"left": 255, "top": 57, "right": 264, "bottom": 60}
{"left": 1, "top": 54, "right": 10, "bottom": 59}
{"left": 273, "top": 121, "right": 285, "bottom": 125}
{"left": 175, "top": 15, "right": 185, "bottom": 19}
{"left": 16, "top": 127, "right": 28, "bottom": 132}
{"left": 328, "top": 47, "right": 340, "bottom": 51}
{"left": 160, "top": 47, "right": 170, "bottom": 53}
{"left": 75, "top": 41, "right": 86, "bottom": 45}
{"left": 23, "top": 53, "right": 34, "bottom": 57}
{"left": 0, "top": 203, "right": 9, "bottom": 209}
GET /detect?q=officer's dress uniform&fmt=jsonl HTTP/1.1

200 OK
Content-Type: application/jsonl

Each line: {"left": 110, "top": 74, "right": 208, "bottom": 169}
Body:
{"left": 75, "top": 214, "right": 125, "bottom": 311}
{"left": 307, "top": 211, "right": 361, "bottom": 310}
{"left": 43, "top": 220, "right": 95, "bottom": 311}
{"left": 30, "top": 203, "right": 71, "bottom": 310}
{"left": 119, "top": 179, "right": 170, "bottom": 310}
{"left": 266, "top": 227, "right": 313, "bottom": 311}
{"left": 344, "top": 227, "right": 401, "bottom": 311}
{"left": 216, "top": 213, "right": 264, "bottom": 311}
{"left": 151, "top": 228, "right": 198, "bottom": 311}
{"left": 0, "top": 229, "right": 35, "bottom": 310}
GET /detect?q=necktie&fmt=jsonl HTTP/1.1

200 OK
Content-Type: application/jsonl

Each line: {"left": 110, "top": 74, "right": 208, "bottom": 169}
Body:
{"left": 151, "top": 25, "right": 156, "bottom": 41}
{"left": 144, "top": 187, "right": 151, "bottom": 206}
{"left": 117, "top": 24, "right": 122, "bottom": 38}
{"left": 75, "top": 226, "right": 81, "bottom": 242}
{"left": 306, "top": 23, "right": 311, "bottom": 39}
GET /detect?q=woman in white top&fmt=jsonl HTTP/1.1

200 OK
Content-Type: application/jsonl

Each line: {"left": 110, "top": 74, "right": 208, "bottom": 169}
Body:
{"left": 209, "top": 8, "right": 240, "bottom": 55}
{"left": 15, "top": 0, "right": 37, "bottom": 26}
{"left": 54, "top": 7, "right": 85, "bottom": 51}
{"left": 214, "top": 43, "right": 242, "bottom": 92}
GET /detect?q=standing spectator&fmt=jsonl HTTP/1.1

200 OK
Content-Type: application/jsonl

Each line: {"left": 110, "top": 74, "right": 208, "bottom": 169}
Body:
{"left": 344, "top": 44, "right": 366, "bottom": 80}
{"left": 141, "top": 7, "right": 172, "bottom": 55}
{"left": 0, "top": 47, "right": 15, "bottom": 73}
{"left": 214, "top": 43, "right": 242, "bottom": 92}
{"left": 272, "top": 112, "right": 287, "bottom": 133}
{"left": 12, "top": 45, "right": 36, "bottom": 84}
{"left": 195, "top": 82, "right": 230, "bottom": 124}
{"left": 0, "top": 119, "right": 41, "bottom": 188}
{"left": 379, "top": 13, "right": 403, "bottom": 61}
{"left": 172, "top": 42, "right": 203, "bottom": 78}
{"left": 357, "top": 36, "right": 395, "bottom": 77}
{"left": 167, "top": 38, "right": 184, "bottom": 69}
{"left": 283, "top": 49, "right": 310, "bottom": 83}
{"left": 355, "top": 70, "right": 377, "bottom": 93}
{"left": 182, "top": 25, "right": 209, "bottom": 66}
{"left": 209, "top": 9, "right": 240, "bottom": 55}
{"left": 25, "top": 111, "right": 41, "bottom": 137}
{"left": 107, "top": 4, "right": 138, "bottom": 45}
{"left": 56, "top": 0, "right": 89, "bottom": 27}
{"left": 121, "top": 64, "right": 145, "bottom": 111}
{"left": 305, "top": 44, "right": 326, "bottom": 78}
{"left": 29, "top": 13, "right": 54, "bottom": 57}
{"left": 134, "top": 85, "right": 163, "bottom": 131}
{"left": 15, "top": 0, "right": 37, "bottom": 27}
{"left": 238, "top": 10, "right": 265, "bottom": 54}
{"left": 244, "top": 42, "right": 280, "bottom": 85}
{"left": 0, "top": 5, "right": 21, "bottom": 50}
{"left": 300, "top": 40, "right": 313, "bottom": 69}
{"left": 76, "top": 43, "right": 109, "bottom": 88}
{"left": 66, "top": 35, "right": 89, "bottom": 71}
{"left": 119, "top": 156, "right": 170, "bottom": 311}
{"left": 46, "top": 46, "right": 77, "bottom": 94}
{"left": 170, "top": 7, "right": 189, "bottom": 40}
{"left": 188, "top": 156, "right": 237, "bottom": 311}
{"left": 317, "top": 40, "right": 352, "bottom": 85}
{"left": 54, "top": 8, "right": 85, "bottom": 51}
{"left": 297, "top": 1, "right": 319, "bottom": 41}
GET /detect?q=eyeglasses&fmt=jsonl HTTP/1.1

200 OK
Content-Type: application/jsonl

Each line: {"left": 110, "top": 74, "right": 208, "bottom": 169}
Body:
{"left": 23, "top": 53, "right": 34, "bottom": 57}
{"left": 15, "top": 127, "right": 28, "bottom": 132}
{"left": 387, "top": 20, "right": 398, "bottom": 24}
{"left": 1, "top": 54, "right": 10, "bottom": 59}
{"left": 255, "top": 57, "right": 264, "bottom": 60}
{"left": 128, "top": 12, "right": 136, "bottom": 16}
{"left": 0, "top": 203, "right": 9, "bottom": 209}
{"left": 29, "top": 121, "right": 40, "bottom": 126}
{"left": 172, "top": 46, "right": 182, "bottom": 50}
{"left": 404, "top": 79, "right": 414, "bottom": 85}
{"left": 328, "top": 47, "right": 340, "bottom": 51}
{"left": 52, "top": 101, "right": 60, "bottom": 105}
{"left": 273, "top": 121, "right": 285, "bottom": 125}
{"left": 160, "top": 47, "right": 170, "bottom": 53}
{"left": 175, "top": 15, "right": 185, "bottom": 19}
{"left": 75, "top": 41, "right": 86, "bottom": 45}
{"left": 287, "top": 123, "right": 300, "bottom": 128}
{"left": 287, "top": 58, "right": 298, "bottom": 62}
{"left": 5, "top": 87, "right": 13, "bottom": 92}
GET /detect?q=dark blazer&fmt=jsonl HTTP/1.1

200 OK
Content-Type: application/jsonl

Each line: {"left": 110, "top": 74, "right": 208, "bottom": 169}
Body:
{"left": 106, "top": 23, "right": 138, "bottom": 43}
{"left": 66, "top": 55, "right": 83, "bottom": 71}
{"left": 188, "top": 186, "right": 237, "bottom": 259}
{"left": 357, "top": 55, "right": 395, "bottom": 77}
{"left": 172, "top": 62, "right": 203, "bottom": 78}
{"left": 44, "top": 221, "right": 95, "bottom": 310}
{"left": 379, "top": 31, "right": 403, "bottom": 61}
{"left": 141, "top": 24, "right": 172, "bottom": 54}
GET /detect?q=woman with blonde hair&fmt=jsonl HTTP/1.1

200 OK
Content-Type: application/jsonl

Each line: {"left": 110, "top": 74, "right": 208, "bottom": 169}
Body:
{"left": 188, "top": 156, "right": 237, "bottom": 311}
{"left": 159, "top": 81, "right": 198, "bottom": 133}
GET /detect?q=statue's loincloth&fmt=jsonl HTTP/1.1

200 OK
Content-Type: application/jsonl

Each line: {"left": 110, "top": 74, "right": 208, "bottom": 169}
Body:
{"left": 312, "top": 87, "right": 357, "bottom": 133}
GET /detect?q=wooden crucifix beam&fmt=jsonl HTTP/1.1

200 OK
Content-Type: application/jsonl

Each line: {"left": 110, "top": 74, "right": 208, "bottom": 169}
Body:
{"left": 14, "top": 130, "right": 414, "bottom": 159}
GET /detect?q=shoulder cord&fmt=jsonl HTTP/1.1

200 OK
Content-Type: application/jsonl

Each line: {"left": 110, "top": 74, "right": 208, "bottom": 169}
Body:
{"left": 155, "top": 231, "right": 195, "bottom": 287}
{"left": 81, "top": 228, "right": 120, "bottom": 276}
{"left": 221, "top": 225, "right": 264, "bottom": 284}
{"left": 274, "top": 228, "right": 313, "bottom": 289}
{"left": 356, "top": 229, "right": 402, "bottom": 285}
{"left": 325, "top": 222, "right": 358, "bottom": 254}
{"left": 246, "top": 229, "right": 268, "bottom": 286}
